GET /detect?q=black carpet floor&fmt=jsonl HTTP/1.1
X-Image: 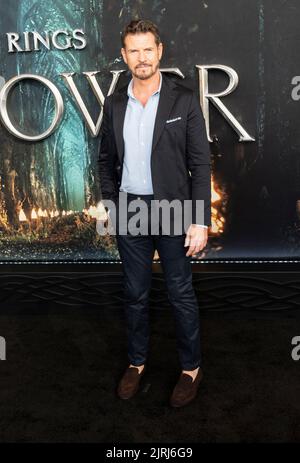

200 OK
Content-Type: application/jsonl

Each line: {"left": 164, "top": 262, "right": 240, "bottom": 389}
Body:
{"left": 0, "top": 304, "right": 299, "bottom": 443}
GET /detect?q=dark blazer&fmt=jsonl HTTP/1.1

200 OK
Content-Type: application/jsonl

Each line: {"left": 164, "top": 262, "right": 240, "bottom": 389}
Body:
{"left": 98, "top": 72, "right": 212, "bottom": 228}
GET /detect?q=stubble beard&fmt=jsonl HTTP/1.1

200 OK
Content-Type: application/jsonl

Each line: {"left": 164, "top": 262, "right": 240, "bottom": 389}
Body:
{"left": 132, "top": 62, "right": 160, "bottom": 81}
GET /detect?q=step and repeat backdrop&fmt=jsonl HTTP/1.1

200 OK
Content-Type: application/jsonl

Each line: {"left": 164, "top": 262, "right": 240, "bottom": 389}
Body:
{"left": 0, "top": 0, "right": 299, "bottom": 263}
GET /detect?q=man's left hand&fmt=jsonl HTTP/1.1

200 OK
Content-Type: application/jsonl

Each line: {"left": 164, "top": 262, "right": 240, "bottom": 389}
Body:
{"left": 184, "top": 225, "right": 208, "bottom": 257}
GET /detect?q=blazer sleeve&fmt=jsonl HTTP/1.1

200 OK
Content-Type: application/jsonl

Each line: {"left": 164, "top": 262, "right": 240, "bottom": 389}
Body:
{"left": 97, "top": 96, "right": 118, "bottom": 202}
{"left": 186, "top": 91, "right": 212, "bottom": 227}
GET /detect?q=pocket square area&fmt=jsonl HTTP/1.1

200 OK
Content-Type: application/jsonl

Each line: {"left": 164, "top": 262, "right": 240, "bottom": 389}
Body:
{"left": 166, "top": 117, "right": 182, "bottom": 124}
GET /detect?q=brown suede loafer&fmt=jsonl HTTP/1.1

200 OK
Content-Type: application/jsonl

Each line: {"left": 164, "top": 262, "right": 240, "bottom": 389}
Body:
{"left": 170, "top": 367, "right": 203, "bottom": 408}
{"left": 117, "top": 366, "right": 145, "bottom": 400}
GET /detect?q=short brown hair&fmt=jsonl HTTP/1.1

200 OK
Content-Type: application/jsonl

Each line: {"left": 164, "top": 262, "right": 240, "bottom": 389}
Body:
{"left": 121, "top": 19, "right": 161, "bottom": 48}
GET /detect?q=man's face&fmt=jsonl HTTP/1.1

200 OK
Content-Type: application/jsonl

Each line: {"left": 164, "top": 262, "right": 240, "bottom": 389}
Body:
{"left": 121, "top": 32, "right": 163, "bottom": 81}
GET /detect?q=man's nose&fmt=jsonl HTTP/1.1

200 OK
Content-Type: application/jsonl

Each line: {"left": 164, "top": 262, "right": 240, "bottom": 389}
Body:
{"left": 138, "top": 51, "right": 146, "bottom": 61}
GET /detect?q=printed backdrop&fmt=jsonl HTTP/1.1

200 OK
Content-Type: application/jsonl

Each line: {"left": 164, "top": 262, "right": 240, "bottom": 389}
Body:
{"left": 0, "top": 0, "right": 299, "bottom": 262}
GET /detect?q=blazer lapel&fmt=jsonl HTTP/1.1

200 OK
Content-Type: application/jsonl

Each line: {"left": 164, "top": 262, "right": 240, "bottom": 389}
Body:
{"left": 112, "top": 88, "right": 128, "bottom": 164}
{"left": 151, "top": 73, "right": 177, "bottom": 153}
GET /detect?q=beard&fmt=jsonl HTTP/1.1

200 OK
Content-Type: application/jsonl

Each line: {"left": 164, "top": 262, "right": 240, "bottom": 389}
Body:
{"left": 132, "top": 62, "right": 159, "bottom": 80}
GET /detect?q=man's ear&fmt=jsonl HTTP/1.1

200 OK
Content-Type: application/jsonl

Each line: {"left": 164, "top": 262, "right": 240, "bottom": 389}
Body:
{"left": 121, "top": 47, "right": 127, "bottom": 64}
{"left": 158, "top": 42, "right": 163, "bottom": 60}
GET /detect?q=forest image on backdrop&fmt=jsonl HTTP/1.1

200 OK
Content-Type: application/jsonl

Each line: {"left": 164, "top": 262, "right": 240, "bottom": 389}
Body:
{"left": 0, "top": 0, "right": 119, "bottom": 261}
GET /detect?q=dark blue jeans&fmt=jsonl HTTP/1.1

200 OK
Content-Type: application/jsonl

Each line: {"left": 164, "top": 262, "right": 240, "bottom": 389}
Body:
{"left": 115, "top": 192, "right": 201, "bottom": 370}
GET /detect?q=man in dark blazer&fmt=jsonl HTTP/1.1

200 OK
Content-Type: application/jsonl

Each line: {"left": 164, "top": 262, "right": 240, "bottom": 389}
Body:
{"left": 98, "top": 19, "right": 211, "bottom": 408}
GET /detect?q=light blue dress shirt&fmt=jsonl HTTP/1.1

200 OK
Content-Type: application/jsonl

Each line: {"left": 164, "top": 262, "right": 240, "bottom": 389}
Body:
{"left": 120, "top": 71, "right": 162, "bottom": 194}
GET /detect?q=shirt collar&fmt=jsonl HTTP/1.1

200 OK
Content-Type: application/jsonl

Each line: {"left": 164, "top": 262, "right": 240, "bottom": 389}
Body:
{"left": 127, "top": 71, "right": 162, "bottom": 99}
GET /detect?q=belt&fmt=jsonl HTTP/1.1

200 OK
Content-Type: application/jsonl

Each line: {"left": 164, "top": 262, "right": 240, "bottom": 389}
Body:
{"left": 120, "top": 191, "right": 154, "bottom": 200}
